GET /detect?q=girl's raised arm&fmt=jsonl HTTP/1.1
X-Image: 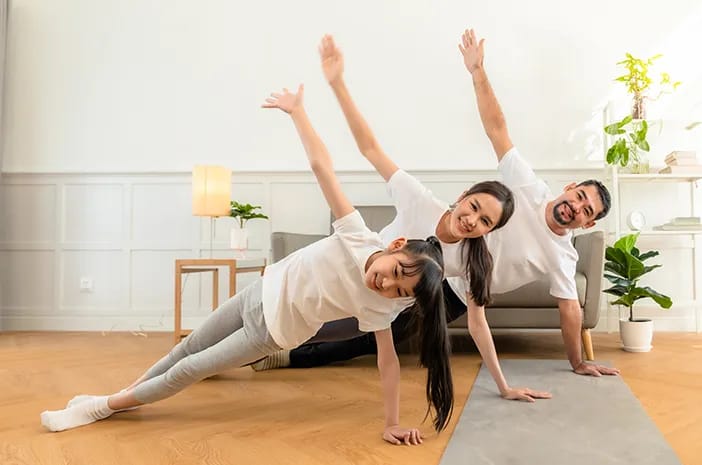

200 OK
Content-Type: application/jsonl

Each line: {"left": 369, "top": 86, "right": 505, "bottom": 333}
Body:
{"left": 263, "top": 85, "right": 353, "bottom": 220}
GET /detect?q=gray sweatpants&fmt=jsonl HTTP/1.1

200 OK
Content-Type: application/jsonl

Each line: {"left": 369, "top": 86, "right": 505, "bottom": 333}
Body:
{"left": 132, "top": 278, "right": 281, "bottom": 404}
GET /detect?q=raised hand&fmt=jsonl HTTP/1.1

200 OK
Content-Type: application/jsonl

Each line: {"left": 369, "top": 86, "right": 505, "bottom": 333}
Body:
{"left": 574, "top": 362, "right": 620, "bottom": 377}
{"left": 319, "top": 34, "right": 344, "bottom": 84}
{"left": 261, "top": 84, "right": 304, "bottom": 114}
{"left": 383, "top": 425, "right": 424, "bottom": 446}
{"left": 458, "top": 28, "right": 485, "bottom": 74}
{"left": 501, "top": 387, "right": 553, "bottom": 402}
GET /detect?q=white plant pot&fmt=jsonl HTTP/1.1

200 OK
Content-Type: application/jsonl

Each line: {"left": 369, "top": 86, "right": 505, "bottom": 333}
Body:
{"left": 230, "top": 226, "right": 249, "bottom": 252}
{"left": 619, "top": 318, "right": 653, "bottom": 352}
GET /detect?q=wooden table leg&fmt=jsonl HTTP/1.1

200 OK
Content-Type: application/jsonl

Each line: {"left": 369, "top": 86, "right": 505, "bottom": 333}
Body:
{"left": 212, "top": 269, "right": 219, "bottom": 311}
{"left": 229, "top": 261, "right": 236, "bottom": 297}
{"left": 174, "top": 265, "right": 183, "bottom": 344}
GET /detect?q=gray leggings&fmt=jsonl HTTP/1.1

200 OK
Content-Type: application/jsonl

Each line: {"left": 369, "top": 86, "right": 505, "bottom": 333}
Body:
{"left": 132, "top": 279, "right": 280, "bottom": 404}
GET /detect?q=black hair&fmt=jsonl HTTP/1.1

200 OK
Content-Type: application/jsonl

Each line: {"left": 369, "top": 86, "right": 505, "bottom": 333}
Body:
{"left": 394, "top": 237, "right": 453, "bottom": 432}
{"left": 455, "top": 181, "right": 515, "bottom": 306}
{"left": 576, "top": 179, "right": 611, "bottom": 220}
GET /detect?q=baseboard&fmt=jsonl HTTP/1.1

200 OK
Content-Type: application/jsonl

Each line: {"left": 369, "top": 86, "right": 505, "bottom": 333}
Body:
{"left": 0, "top": 315, "right": 209, "bottom": 332}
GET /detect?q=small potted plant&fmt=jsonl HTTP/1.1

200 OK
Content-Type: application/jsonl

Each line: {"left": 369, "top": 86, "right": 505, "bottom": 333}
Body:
{"left": 614, "top": 53, "right": 680, "bottom": 120}
{"left": 604, "top": 115, "right": 650, "bottom": 172}
{"left": 229, "top": 201, "right": 269, "bottom": 254}
{"left": 604, "top": 53, "right": 680, "bottom": 173}
{"left": 603, "top": 233, "right": 672, "bottom": 352}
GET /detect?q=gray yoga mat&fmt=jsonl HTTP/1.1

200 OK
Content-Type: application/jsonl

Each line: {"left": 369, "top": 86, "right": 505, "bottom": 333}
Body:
{"left": 439, "top": 360, "right": 681, "bottom": 465}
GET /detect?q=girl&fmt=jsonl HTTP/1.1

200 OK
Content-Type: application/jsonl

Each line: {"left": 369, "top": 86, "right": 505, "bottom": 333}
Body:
{"left": 41, "top": 84, "right": 451, "bottom": 446}
{"left": 255, "top": 36, "right": 547, "bottom": 403}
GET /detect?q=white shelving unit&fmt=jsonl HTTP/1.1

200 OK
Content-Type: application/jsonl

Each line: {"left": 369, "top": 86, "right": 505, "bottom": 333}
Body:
{"left": 608, "top": 167, "right": 702, "bottom": 332}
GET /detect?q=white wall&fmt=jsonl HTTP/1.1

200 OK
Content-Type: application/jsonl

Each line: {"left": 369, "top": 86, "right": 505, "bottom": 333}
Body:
{"left": 1, "top": 1, "right": 701, "bottom": 332}
{"left": 1, "top": 169, "right": 699, "bottom": 333}
{"left": 3, "top": 0, "right": 702, "bottom": 173}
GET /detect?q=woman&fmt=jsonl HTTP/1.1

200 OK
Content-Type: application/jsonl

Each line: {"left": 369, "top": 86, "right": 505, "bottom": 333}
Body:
{"left": 255, "top": 36, "right": 550, "bottom": 404}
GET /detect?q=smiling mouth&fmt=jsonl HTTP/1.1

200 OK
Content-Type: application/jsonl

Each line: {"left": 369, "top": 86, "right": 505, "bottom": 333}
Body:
{"left": 554, "top": 201, "right": 574, "bottom": 225}
{"left": 459, "top": 218, "right": 473, "bottom": 233}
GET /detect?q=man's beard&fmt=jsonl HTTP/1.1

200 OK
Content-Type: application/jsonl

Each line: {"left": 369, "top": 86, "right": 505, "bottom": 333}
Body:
{"left": 553, "top": 200, "right": 574, "bottom": 226}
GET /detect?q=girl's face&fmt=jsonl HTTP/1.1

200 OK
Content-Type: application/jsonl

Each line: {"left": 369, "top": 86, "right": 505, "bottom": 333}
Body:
{"left": 364, "top": 242, "right": 420, "bottom": 299}
{"left": 448, "top": 192, "right": 504, "bottom": 239}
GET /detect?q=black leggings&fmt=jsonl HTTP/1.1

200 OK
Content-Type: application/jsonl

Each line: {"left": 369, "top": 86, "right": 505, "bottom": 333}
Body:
{"left": 289, "top": 280, "right": 467, "bottom": 368}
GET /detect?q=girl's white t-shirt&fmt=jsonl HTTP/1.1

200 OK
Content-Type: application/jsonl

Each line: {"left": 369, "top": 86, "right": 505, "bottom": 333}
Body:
{"left": 262, "top": 210, "right": 415, "bottom": 349}
{"left": 378, "top": 170, "right": 466, "bottom": 280}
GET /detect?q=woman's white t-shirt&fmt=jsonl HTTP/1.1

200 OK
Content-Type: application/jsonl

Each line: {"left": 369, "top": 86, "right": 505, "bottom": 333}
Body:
{"left": 378, "top": 170, "right": 466, "bottom": 279}
{"left": 447, "top": 147, "right": 579, "bottom": 302}
{"left": 262, "top": 210, "right": 415, "bottom": 349}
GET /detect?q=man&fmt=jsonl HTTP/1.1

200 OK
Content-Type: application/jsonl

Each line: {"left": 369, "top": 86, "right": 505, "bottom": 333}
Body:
{"left": 254, "top": 29, "right": 619, "bottom": 400}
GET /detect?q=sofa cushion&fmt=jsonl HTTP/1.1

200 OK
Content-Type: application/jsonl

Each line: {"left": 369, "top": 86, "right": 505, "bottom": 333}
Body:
{"left": 488, "top": 272, "right": 586, "bottom": 308}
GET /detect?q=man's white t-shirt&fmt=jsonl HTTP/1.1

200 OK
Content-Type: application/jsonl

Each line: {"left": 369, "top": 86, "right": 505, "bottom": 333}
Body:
{"left": 447, "top": 147, "right": 579, "bottom": 303}
{"left": 378, "top": 169, "right": 466, "bottom": 279}
{"left": 262, "top": 210, "right": 415, "bottom": 349}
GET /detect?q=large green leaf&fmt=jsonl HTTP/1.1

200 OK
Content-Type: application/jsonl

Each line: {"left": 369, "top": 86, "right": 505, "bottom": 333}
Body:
{"left": 637, "top": 250, "right": 659, "bottom": 261}
{"left": 611, "top": 295, "right": 635, "bottom": 307}
{"left": 605, "top": 261, "right": 626, "bottom": 277}
{"left": 629, "top": 287, "right": 673, "bottom": 309}
{"left": 605, "top": 248, "right": 645, "bottom": 281}
{"left": 643, "top": 264, "right": 662, "bottom": 274}
{"left": 604, "top": 274, "right": 632, "bottom": 287}
{"left": 613, "top": 234, "right": 638, "bottom": 253}
{"left": 603, "top": 285, "right": 628, "bottom": 296}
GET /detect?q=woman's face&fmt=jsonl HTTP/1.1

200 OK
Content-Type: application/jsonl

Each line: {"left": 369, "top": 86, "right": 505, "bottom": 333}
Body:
{"left": 448, "top": 192, "right": 504, "bottom": 239}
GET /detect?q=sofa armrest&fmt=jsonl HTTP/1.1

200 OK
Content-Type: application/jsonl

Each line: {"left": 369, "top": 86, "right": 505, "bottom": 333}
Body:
{"left": 271, "top": 232, "right": 326, "bottom": 263}
{"left": 573, "top": 230, "right": 605, "bottom": 328}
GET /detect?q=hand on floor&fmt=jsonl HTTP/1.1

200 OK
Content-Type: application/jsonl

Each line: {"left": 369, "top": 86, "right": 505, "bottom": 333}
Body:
{"left": 383, "top": 425, "right": 423, "bottom": 445}
{"left": 501, "top": 387, "right": 552, "bottom": 402}
{"left": 574, "top": 362, "right": 620, "bottom": 377}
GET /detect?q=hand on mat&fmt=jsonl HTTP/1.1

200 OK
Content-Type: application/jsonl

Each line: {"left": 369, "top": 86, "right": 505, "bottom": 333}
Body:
{"left": 458, "top": 28, "right": 485, "bottom": 74}
{"left": 319, "top": 34, "right": 344, "bottom": 84}
{"left": 261, "top": 84, "right": 304, "bottom": 114}
{"left": 501, "top": 387, "right": 552, "bottom": 402}
{"left": 574, "top": 362, "right": 620, "bottom": 377}
{"left": 383, "top": 425, "right": 423, "bottom": 445}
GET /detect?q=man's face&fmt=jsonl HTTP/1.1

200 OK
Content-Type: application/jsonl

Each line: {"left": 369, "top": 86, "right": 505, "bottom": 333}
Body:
{"left": 549, "top": 183, "right": 604, "bottom": 230}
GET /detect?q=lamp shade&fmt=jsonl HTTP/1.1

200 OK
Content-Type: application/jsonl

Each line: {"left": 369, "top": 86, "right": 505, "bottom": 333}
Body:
{"left": 192, "top": 165, "right": 232, "bottom": 217}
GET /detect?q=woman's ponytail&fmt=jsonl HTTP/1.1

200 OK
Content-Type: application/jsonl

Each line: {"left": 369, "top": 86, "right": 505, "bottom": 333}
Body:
{"left": 462, "top": 236, "right": 493, "bottom": 306}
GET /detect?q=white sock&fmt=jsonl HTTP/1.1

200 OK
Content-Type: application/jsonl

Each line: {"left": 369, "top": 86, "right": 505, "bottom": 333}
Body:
{"left": 251, "top": 350, "right": 291, "bottom": 371}
{"left": 67, "top": 391, "right": 139, "bottom": 411}
{"left": 41, "top": 396, "right": 115, "bottom": 432}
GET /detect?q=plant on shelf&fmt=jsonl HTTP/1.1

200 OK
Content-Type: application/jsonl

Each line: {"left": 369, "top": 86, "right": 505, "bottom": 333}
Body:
{"left": 603, "top": 233, "right": 672, "bottom": 352}
{"left": 603, "top": 53, "right": 681, "bottom": 173}
{"left": 229, "top": 201, "right": 269, "bottom": 228}
{"left": 229, "top": 201, "right": 268, "bottom": 254}
{"left": 604, "top": 115, "right": 649, "bottom": 170}
{"left": 614, "top": 53, "right": 680, "bottom": 120}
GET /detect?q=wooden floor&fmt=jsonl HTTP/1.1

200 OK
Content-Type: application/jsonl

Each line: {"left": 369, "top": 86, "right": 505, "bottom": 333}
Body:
{"left": 1, "top": 331, "right": 700, "bottom": 465}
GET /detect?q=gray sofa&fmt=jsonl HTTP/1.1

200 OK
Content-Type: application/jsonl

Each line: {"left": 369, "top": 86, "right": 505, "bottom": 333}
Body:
{"left": 271, "top": 206, "right": 604, "bottom": 360}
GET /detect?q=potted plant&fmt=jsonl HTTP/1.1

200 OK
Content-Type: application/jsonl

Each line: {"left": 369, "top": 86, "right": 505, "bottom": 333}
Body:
{"left": 604, "top": 115, "right": 650, "bottom": 172}
{"left": 229, "top": 201, "right": 269, "bottom": 254}
{"left": 603, "top": 233, "right": 672, "bottom": 352}
{"left": 614, "top": 53, "right": 680, "bottom": 120}
{"left": 603, "top": 53, "right": 680, "bottom": 173}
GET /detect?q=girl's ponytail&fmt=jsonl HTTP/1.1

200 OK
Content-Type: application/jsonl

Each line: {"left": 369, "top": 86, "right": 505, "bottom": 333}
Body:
{"left": 401, "top": 237, "right": 454, "bottom": 431}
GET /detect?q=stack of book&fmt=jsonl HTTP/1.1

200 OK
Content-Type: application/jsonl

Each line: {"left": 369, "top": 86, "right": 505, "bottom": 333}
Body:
{"left": 659, "top": 151, "right": 702, "bottom": 174}
{"left": 654, "top": 216, "right": 702, "bottom": 231}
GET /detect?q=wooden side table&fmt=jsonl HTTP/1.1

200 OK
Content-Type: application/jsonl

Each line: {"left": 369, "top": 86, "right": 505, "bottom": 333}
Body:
{"left": 174, "top": 258, "right": 266, "bottom": 344}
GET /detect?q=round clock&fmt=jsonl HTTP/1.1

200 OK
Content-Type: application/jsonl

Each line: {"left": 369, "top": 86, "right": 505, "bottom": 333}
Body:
{"left": 627, "top": 211, "right": 646, "bottom": 231}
